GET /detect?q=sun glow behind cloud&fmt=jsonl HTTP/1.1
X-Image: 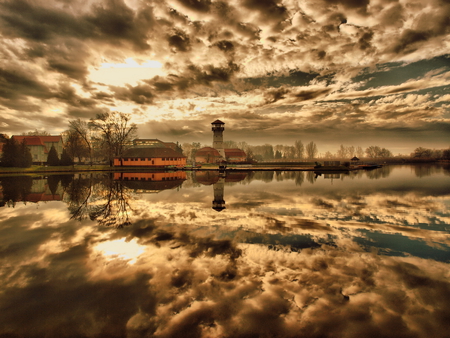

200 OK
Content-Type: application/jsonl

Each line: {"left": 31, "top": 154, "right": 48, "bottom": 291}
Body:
{"left": 89, "top": 58, "right": 165, "bottom": 86}
{"left": 94, "top": 238, "right": 145, "bottom": 265}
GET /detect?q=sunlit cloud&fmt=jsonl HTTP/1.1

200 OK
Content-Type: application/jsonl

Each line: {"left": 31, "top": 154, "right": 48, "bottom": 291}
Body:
{"left": 0, "top": 0, "right": 449, "bottom": 151}
{"left": 89, "top": 58, "right": 165, "bottom": 86}
{"left": 94, "top": 238, "right": 146, "bottom": 265}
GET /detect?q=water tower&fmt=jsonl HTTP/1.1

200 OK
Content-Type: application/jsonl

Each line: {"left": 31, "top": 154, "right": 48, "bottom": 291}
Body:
{"left": 212, "top": 174, "right": 226, "bottom": 212}
{"left": 211, "top": 119, "right": 225, "bottom": 159}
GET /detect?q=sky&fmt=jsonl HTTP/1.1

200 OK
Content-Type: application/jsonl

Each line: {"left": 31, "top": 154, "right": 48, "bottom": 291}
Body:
{"left": 0, "top": 0, "right": 449, "bottom": 155}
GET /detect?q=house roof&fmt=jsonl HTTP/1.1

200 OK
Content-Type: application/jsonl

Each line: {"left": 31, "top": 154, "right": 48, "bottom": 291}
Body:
{"left": 225, "top": 148, "right": 246, "bottom": 157}
{"left": 38, "top": 136, "right": 62, "bottom": 143}
{"left": 12, "top": 136, "right": 45, "bottom": 146}
{"left": 211, "top": 119, "right": 225, "bottom": 125}
{"left": 12, "top": 135, "right": 61, "bottom": 146}
{"left": 195, "top": 147, "right": 221, "bottom": 157}
{"left": 120, "top": 147, "right": 186, "bottom": 158}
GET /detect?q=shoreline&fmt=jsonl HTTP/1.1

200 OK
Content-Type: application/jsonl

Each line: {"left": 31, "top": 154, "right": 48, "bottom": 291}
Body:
{"left": 0, "top": 160, "right": 444, "bottom": 176}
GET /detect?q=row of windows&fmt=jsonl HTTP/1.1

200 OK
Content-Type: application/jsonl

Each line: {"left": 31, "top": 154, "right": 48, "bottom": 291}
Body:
{"left": 123, "top": 157, "right": 182, "bottom": 161}
{"left": 122, "top": 176, "right": 182, "bottom": 181}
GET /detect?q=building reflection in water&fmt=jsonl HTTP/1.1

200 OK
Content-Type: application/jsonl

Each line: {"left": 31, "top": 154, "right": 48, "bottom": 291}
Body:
{"left": 113, "top": 171, "right": 186, "bottom": 193}
{"left": 193, "top": 171, "right": 248, "bottom": 211}
{"left": 0, "top": 175, "right": 64, "bottom": 207}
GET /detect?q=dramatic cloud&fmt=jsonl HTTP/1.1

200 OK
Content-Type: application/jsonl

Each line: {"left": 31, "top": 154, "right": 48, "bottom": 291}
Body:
{"left": 0, "top": 0, "right": 449, "bottom": 152}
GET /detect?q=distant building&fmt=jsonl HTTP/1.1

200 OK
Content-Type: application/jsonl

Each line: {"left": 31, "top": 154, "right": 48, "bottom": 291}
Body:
{"left": 195, "top": 120, "right": 247, "bottom": 164}
{"left": 195, "top": 147, "right": 222, "bottom": 164}
{"left": 11, "top": 135, "right": 63, "bottom": 164}
{"left": 195, "top": 147, "right": 246, "bottom": 164}
{"left": 132, "top": 139, "right": 182, "bottom": 153}
{"left": 225, "top": 148, "right": 247, "bottom": 162}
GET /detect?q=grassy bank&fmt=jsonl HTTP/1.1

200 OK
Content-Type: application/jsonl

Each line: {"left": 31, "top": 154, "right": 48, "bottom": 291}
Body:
{"left": 0, "top": 165, "right": 112, "bottom": 175}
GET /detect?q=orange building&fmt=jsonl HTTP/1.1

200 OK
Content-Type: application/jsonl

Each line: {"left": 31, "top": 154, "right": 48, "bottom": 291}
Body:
{"left": 113, "top": 147, "right": 186, "bottom": 167}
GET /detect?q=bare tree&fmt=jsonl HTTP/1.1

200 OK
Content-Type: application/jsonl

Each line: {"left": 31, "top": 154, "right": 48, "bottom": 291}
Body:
{"left": 63, "top": 129, "right": 89, "bottom": 163}
{"left": 365, "top": 146, "right": 381, "bottom": 158}
{"left": 22, "top": 129, "right": 50, "bottom": 136}
{"left": 89, "top": 112, "right": 137, "bottom": 166}
{"left": 305, "top": 141, "right": 318, "bottom": 159}
{"left": 324, "top": 151, "right": 334, "bottom": 159}
{"left": 365, "top": 145, "right": 392, "bottom": 158}
{"left": 356, "top": 146, "right": 364, "bottom": 158}
{"left": 413, "top": 147, "right": 433, "bottom": 158}
{"left": 294, "top": 140, "right": 304, "bottom": 159}
{"left": 69, "top": 118, "right": 93, "bottom": 165}
{"left": 348, "top": 146, "right": 355, "bottom": 157}
{"left": 337, "top": 144, "right": 348, "bottom": 158}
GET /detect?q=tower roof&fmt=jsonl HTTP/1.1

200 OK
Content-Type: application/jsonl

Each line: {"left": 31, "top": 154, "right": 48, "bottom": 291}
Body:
{"left": 211, "top": 119, "right": 224, "bottom": 125}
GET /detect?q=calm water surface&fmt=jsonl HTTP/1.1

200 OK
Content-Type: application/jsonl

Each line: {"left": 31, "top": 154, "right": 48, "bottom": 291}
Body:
{"left": 0, "top": 164, "right": 449, "bottom": 338}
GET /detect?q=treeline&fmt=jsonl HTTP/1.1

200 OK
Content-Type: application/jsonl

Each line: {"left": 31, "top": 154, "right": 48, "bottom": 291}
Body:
{"left": 0, "top": 111, "right": 137, "bottom": 168}
{"left": 0, "top": 138, "right": 32, "bottom": 167}
{"left": 412, "top": 147, "right": 450, "bottom": 159}
{"left": 204, "top": 140, "right": 318, "bottom": 161}
{"left": 181, "top": 140, "right": 450, "bottom": 162}
{"left": 221, "top": 141, "right": 394, "bottom": 161}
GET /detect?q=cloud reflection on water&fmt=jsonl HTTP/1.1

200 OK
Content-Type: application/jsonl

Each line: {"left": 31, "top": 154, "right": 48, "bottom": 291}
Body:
{"left": 0, "top": 165, "right": 449, "bottom": 337}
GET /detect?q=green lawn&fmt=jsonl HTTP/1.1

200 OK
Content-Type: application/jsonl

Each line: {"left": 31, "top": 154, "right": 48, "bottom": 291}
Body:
{"left": 0, "top": 165, "right": 112, "bottom": 174}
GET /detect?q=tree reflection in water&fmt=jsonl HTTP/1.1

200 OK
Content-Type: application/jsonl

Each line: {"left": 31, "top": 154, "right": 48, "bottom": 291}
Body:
{"left": 62, "top": 173, "right": 135, "bottom": 228}
{"left": 0, "top": 176, "right": 33, "bottom": 207}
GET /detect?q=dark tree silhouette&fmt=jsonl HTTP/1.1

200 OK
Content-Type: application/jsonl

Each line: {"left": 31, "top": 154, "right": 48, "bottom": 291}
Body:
{"left": 1, "top": 138, "right": 19, "bottom": 167}
{"left": 17, "top": 139, "right": 32, "bottom": 168}
{"left": 47, "top": 145, "right": 60, "bottom": 166}
{"left": 60, "top": 148, "right": 74, "bottom": 166}
{"left": 0, "top": 176, "right": 33, "bottom": 207}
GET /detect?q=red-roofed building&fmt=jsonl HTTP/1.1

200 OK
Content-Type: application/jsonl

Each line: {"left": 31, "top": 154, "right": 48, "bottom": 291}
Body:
{"left": 224, "top": 148, "right": 246, "bottom": 162}
{"left": 195, "top": 147, "right": 246, "bottom": 164}
{"left": 194, "top": 120, "right": 247, "bottom": 164}
{"left": 12, "top": 135, "right": 63, "bottom": 164}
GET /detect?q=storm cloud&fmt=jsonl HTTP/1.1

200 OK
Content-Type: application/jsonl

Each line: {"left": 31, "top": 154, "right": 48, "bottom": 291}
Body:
{"left": 0, "top": 0, "right": 448, "bottom": 152}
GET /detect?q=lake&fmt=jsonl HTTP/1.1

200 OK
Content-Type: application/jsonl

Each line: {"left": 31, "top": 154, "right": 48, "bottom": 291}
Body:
{"left": 0, "top": 164, "right": 449, "bottom": 338}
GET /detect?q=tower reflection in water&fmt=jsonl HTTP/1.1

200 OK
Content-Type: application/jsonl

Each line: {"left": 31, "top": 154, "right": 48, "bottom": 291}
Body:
{"left": 193, "top": 170, "right": 248, "bottom": 211}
